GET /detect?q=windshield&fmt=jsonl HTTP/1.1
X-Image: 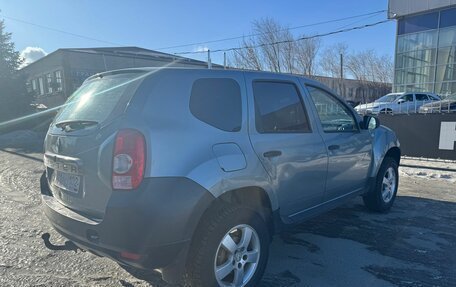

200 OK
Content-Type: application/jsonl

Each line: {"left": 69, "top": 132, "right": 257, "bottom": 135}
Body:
{"left": 375, "top": 94, "right": 401, "bottom": 103}
{"left": 53, "top": 72, "right": 146, "bottom": 125}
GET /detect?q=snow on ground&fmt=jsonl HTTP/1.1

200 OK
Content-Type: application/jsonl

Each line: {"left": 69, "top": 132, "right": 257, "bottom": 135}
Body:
{"left": 400, "top": 157, "right": 456, "bottom": 183}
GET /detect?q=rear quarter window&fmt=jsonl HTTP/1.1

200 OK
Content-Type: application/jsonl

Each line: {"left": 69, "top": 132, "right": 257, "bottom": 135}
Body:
{"left": 190, "top": 78, "right": 242, "bottom": 132}
{"left": 54, "top": 72, "right": 146, "bottom": 125}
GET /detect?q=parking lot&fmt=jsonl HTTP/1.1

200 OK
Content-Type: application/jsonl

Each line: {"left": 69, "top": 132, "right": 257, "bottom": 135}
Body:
{"left": 0, "top": 135, "right": 455, "bottom": 287}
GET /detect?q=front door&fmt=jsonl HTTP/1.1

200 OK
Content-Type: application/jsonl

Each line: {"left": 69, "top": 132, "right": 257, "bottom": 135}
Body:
{"left": 304, "top": 85, "right": 372, "bottom": 202}
{"left": 245, "top": 74, "right": 328, "bottom": 219}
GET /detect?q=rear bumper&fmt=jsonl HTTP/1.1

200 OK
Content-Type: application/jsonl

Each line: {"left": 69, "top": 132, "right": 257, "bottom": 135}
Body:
{"left": 41, "top": 175, "right": 214, "bottom": 271}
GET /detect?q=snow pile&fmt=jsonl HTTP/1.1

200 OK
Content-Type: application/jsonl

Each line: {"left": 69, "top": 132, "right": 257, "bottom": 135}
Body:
{"left": 400, "top": 158, "right": 456, "bottom": 183}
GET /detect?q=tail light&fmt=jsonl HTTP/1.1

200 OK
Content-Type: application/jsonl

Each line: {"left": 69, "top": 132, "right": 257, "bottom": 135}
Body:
{"left": 120, "top": 251, "right": 142, "bottom": 261}
{"left": 112, "top": 129, "right": 146, "bottom": 190}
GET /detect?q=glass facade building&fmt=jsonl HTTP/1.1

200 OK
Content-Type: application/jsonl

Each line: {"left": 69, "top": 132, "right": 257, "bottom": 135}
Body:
{"left": 394, "top": 7, "right": 456, "bottom": 97}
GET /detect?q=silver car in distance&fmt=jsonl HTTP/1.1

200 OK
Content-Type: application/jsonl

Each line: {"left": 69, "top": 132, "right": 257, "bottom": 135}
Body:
{"left": 355, "top": 92, "right": 440, "bottom": 114}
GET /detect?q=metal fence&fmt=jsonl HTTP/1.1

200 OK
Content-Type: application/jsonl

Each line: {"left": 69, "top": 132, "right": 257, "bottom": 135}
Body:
{"left": 377, "top": 113, "right": 456, "bottom": 160}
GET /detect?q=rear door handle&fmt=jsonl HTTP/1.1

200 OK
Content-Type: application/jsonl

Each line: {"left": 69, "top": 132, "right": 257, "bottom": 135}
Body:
{"left": 328, "top": 145, "right": 340, "bottom": 151}
{"left": 263, "top": 150, "right": 282, "bottom": 158}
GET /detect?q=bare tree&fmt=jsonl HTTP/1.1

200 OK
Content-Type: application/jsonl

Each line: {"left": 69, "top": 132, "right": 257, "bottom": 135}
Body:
{"left": 227, "top": 18, "right": 393, "bottom": 98}
{"left": 319, "top": 43, "right": 348, "bottom": 78}
{"left": 346, "top": 50, "right": 393, "bottom": 102}
{"left": 281, "top": 37, "right": 297, "bottom": 73}
{"left": 229, "top": 18, "right": 321, "bottom": 75}
{"left": 295, "top": 37, "right": 322, "bottom": 76}
{"left": 346, "top": 50, "right": 393, "bottom": 84}
{"left": 230, "top": 37, "right": 264, "bottom": 71}
{"left": 374, "top": 54, "right": 394, "bottom": 84}
{"left": 252, "top": 18, "right": 286, "bottom": 72}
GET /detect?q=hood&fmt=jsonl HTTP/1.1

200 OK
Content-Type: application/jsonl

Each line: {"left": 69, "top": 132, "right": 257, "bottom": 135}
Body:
{"left": 356, "top": 102, "right": 386, "bottom": 110}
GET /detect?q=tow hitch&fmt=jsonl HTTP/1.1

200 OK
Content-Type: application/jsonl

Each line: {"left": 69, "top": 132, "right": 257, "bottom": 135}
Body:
{"left": 41, "top": 232, "right": 84, "bottom": 253}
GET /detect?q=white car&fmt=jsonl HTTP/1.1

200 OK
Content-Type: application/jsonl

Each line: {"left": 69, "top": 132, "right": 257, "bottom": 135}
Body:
{"left": 355, "top": 92, "right": 441, "bottom": 114}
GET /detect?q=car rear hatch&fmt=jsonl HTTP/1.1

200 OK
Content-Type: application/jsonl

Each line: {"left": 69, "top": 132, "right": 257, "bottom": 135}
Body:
{"left": 44, "top": 70, "right": 148, "bottom": 219}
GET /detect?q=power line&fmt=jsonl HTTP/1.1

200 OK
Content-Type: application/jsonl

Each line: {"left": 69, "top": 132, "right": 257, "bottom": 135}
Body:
{"left": 0, "top": 14, "right": 127, "bottom": 46}
{"left": 154, "top": 10, "right": 387, "bottom": 51}
{"left": 336, "top": 11, "right": 384, "bottom": 30}
{"left": 174, "top": 19, "right": 392, "bottom": 55}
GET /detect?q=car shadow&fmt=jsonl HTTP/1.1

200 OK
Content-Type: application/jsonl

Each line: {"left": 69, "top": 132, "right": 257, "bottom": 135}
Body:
{"left": 0, "top": 148, "right": 43, "bottom": 162}
{"left": 265, "top": 196, "right": 456, "bottom": 286}
{"left": 120, "top": 195, "right": 455, "bottom": 287}
{"left": 0, "top": 130, "right": 45, "bottom": 154}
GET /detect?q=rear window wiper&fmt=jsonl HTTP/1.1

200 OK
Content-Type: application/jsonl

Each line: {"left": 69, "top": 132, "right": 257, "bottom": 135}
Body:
{"left": 55, "top": 120, "right": 99, "bottom": 132}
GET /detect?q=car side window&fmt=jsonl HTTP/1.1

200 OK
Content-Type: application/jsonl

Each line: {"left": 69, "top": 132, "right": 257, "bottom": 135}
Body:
{"left": 190, "top": 78, "right": 242, "bottom": 132}
{"left": 253, "top": 81, "right": 311, "bottom": 133}
{"left": 415, "top": 94, "right": 429, "bottom": 101}
{"left": 306, "top": 86, "right": 358, "bottom": 133}
{"left": 400, "top": 94, "right": 414, "bottom": 102}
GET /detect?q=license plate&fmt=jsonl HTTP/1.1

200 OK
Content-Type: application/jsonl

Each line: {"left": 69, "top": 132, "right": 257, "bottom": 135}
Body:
{"left": 53, "top": 171, "right": 81, "bottom": 194}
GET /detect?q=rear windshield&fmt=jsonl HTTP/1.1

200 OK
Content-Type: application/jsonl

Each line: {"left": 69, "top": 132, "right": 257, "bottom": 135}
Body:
{"left": 54, "top": 72, "right": 146, "bottom": 124}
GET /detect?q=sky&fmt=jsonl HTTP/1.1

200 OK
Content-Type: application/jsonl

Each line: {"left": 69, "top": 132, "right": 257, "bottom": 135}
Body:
{"left": 0, "top": 0, "right": 396, "bottom": 66}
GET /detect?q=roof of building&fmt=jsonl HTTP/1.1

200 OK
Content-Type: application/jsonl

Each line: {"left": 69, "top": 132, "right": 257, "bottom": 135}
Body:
{"left": 388, "top": 0, "right": 456, "bottom": 19}
{"left": 20, "top": 46, "right": 210, "bottom": 70}
{"left": 313, "top": 75, "right": 391, "bottom": 86}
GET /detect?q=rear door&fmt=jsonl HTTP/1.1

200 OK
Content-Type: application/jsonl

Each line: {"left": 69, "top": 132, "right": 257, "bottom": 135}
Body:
{"left": 397, "top": 93, "right": 415, "bottom": 113}
{"left": 44, "top": 71, "right": 147, "bottom": 219}
{"left": 245, "top": 73, "right": 328, "bottom": 219}
{"left": 304, "top": 84, "right": 372, "bottom": 202}
{"left": 415, "top": 93, "right": 432, "bottom": 112}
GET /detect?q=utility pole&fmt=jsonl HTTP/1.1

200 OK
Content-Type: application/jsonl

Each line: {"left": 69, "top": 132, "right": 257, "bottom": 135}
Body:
{"left": 276, "top": 43, "right": 281, "bottom": 73}
{"left": 223, "top": 52, "right": 227, "bottom": 69}
{"left": 340, "top": 53, "right": 344, "bottom": 79}
{"left": 207, "top": 50, "right": 212, "bottom": 69}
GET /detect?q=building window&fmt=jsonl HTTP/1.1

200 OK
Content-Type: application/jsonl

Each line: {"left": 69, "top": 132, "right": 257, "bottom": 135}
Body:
{"left": 440, "top": 8, "right": 456, "bottom": 29}
{"left": 394, "top": 9, "right": 456, "bottom": 97}
{"left": 46, "top": 73, "right": 53, "bottom": 94}
{"left": 435, "top": 81, "right": 456, "bottom": 97}
{"left": 397, "top": 30, "right": 438, "bottom": 53}
{"left": 25, "top": 81, "right": 32, "bottom": 93}
{"left": 31, "top": 79, "right": 37, "bottom": 92}
{"left": 398, "top": 12, "right": 439, "bottom": 35}
{"left": 436, "top": 64, "right": 456, "bottom": 83}
{"left": 38, "top": 77, "right": 44, "bottom": 96}
{"left": 54, "top": 70, "right": 63, "bottom": 91}
{"left": 438, "top": 27, "right": 456, "bottom": 48}
{"left": 395, "top": 49, "right": 436, "bottom": 69}
{"left": 437, "top": 46, "right": 456, "bottom": 65}
{"left": 404, "top": 83, "right": 434, "bottom": 93}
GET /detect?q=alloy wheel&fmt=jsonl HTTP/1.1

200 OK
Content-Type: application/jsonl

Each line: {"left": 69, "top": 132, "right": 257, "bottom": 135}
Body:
{"left": 214, "top": 224, "right": 261, "bottom": 287}
{"left": 381, "top": 167, "right": 396, "bottom": 203}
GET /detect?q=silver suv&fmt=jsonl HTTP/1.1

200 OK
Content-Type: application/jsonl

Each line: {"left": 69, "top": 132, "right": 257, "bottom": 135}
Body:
{"left": 355, "top": 92, "right": 441, "bottom": 114}
{"left": 41, "top": 68, "right": 400, "bottom": 287}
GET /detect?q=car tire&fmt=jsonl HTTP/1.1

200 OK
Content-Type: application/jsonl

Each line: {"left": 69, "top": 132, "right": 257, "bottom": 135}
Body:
{"left": 184, "top": 203, "right": 270, "bottom": 287}
{"left": 363, "top": 157, "right": 399, "bottom": 212}
{"left": 380, "top": 109, "right": 392, "bottom": 114}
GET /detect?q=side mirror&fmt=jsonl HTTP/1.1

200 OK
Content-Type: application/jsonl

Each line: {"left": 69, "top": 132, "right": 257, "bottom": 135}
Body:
{"left": 363, "top": 115, "right": 380, "bottom": 130}
{"left": 397, "top": 99, "right": 405, "bottom": 104}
